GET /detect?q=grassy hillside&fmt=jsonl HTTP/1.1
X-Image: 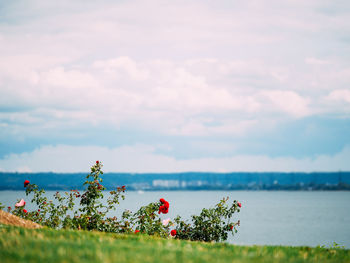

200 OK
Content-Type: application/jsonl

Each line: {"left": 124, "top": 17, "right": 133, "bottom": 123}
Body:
{"left": 0, "top": 224, "right": 349, "bottom": 263}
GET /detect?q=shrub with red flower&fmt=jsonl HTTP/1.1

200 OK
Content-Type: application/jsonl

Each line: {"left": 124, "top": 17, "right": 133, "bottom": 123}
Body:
{"left": 8, "top": 160, "right": 241, "bottom": 243}
{"left": 173, "top": 197, "right": 241, "bottom": 242}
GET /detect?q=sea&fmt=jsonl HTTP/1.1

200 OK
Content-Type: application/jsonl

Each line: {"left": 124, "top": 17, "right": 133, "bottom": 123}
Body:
{"left": 1, "top": 190, "right": 349, "bottom": 248}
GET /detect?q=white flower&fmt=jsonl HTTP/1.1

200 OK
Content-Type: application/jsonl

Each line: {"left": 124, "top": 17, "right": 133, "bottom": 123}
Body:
{"left": 162, "top": 218, "right": 170, "bottom": 226}
{"left": 15, "top": 199, "right": 26, "bottom": 207}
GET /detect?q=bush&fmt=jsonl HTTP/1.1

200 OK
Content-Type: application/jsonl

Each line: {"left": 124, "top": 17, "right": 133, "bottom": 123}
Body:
{"left": 173, "top": 198, "right": 241, "bottom": 242}
{"left": 5, "top": 161, "right": 241, "bottom": 242}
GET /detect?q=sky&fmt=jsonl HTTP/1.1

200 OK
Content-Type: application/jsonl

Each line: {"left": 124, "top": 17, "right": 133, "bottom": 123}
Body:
{"left": 0, "top": 0, "right": 350, "bottom": 172}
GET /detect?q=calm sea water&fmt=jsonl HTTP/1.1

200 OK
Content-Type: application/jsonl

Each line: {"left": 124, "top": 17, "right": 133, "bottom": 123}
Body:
{"left": 1, "top": 190, "right": 349, "bottom": 248}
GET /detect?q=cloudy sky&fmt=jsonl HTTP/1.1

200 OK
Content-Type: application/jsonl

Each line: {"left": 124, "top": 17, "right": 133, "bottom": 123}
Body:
{"left": 0, "top": 0, "right": 350, "bottom": 172}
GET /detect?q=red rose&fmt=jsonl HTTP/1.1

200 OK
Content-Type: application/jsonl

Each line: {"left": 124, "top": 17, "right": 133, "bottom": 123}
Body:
{"left": 134, "top": 230, "right": 140, "bottom": 234}
{"left": 160, "top": 198, "right": 169, "bottom": 209}
{"left": 23, "top": 209, "right": 27, "bottom": 213}
{"left": 238, "top": 202, "right": 242, "bottom": 208}
{"left": 96, "top": 160, "right": 99, "bottom": 164}
{"left": 170, "top": 229, "right": 177, "bottom": 236}
{"left": 38, "top": 209, "right": 40, "bottom": 212}
{"left": 230, "top": 225, "right": 234, "bottom": 230}
{"left": 164, "top": 201, "right": 169, "bottom": 209}
{"left": 158, "top": 205, "right": 169, "bottom": 214}
{"left": 24, "top": 180, "right": 30, "bottom": 187}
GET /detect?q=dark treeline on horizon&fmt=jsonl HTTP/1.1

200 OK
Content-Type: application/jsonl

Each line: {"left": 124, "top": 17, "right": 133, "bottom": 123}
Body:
{"left": 1, "top": 171, "right": 350, "bottom": 191}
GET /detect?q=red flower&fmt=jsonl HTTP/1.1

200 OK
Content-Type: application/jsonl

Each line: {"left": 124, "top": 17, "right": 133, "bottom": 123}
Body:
{"left": 24, "top": 180, "right": 30, "bottom": 187}
{"left": 159, "top": 198, "right": 170, "bottom": 214}
{"left": 170, "top": 229, "right": 177, "bottom": 236}
{"left": 230, "top": 225, "right": 234, "bottom": 230}
{"left": 160, "top": 198, "right": 170, "bottom": 209}
{"left": 134, "top": 230, "right": 140, "bottom": 234}
{"left": 158, "top": 205, "right": 169, "bottom": 214}
{"left": 164, "top": 201, "right": 169, "bottom": 209}
{"left": 38, "top": 209, "right": 40, "bottom": 212}
{"left": 96, "top": 160, "right": 99, "bottom": 164}
{"left": 237, "top": 202, "right": 242, "bottom": 208}
{"left": 23, "top": 209, "right": 27, "bottom": 213}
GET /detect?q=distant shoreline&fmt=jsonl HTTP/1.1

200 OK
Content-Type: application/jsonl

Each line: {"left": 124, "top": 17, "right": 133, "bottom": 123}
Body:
{"left": 1, "top": 185, "right": 350, "bottom": 191}
{"left": 1, "top": 171, "right": 350, "bottom": 191}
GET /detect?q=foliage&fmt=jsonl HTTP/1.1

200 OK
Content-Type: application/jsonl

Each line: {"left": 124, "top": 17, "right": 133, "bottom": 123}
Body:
{"left": 129, "top": 201, "right": 171, "bottom": 238}
{"left": 1, "top": 224, "right": 349, "bottom": 263}
{"left": 4, "top": 161, "right": 241, "bottom": 242}
{"left": 173, "top": 197, "right": 241, "bottom": 242}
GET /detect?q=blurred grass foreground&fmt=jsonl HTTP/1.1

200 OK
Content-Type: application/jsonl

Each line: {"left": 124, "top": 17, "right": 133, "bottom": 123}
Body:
{"left": 1, "top": 224, "right": 350, "bottom": 263}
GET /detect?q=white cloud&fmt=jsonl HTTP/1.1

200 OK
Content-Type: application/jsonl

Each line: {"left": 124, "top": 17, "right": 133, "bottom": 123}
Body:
{"left": 318, "top": 89, "right": 350, "bottom": 116}
{"left": 327, "top": 89, "right": 350, "bottom": 104}
{"left": 167, "top": 119, "right": 258, "bottom": 136}
{"left": 93, "top": 57, "right": 150, "bottom": 81}
{"left": 259, "top": 90, "right": 311, "bottom": 118}
{"left": 1, "top": 54, "right": 348, "bottom": 138}
{"left": 305, "top": 57, "right": 330, "bottom": 66}
{"left": 0, "top": 144, "right": 349, "bottom": 172}
{"left": 40, "top": 67, "right": 99, "bottom": 89}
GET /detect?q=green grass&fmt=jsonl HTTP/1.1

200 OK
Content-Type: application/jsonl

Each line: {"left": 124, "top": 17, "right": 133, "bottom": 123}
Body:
{"left": 0, "top": 224, "right": 349, "bottom": 263}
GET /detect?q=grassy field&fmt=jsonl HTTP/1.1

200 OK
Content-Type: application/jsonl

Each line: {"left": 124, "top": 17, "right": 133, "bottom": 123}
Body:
{"left": 0, "top": 224, "right": 349, "bottom": 263}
